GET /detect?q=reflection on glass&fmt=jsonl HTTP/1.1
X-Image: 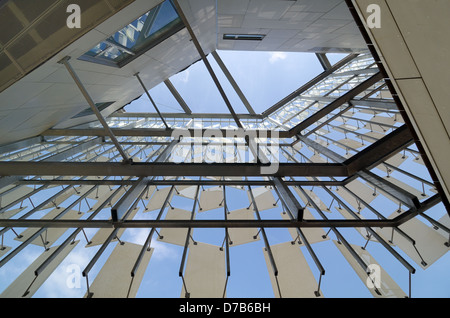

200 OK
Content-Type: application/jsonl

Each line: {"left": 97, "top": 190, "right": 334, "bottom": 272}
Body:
{"left": 79, "top": 0, "right": 183, "bottom": 67}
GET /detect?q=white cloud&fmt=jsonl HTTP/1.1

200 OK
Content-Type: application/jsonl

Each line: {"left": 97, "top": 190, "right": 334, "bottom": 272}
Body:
{"left": 268, "top": 52, "right": 288, "bottom": 64}
{"left": 178, "top": 69, "right": 190, "bottom": 83}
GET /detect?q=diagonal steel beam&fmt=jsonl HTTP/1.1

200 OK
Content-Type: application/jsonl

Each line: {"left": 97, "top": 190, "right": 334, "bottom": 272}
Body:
{"left": 164, "top": 79, "right": 192, "bottom": 115}
{"left": 58, "top": 56, "right": 130, "bottom": 163}
{"left": 344, "top": 124, "right": 414, "bottom": 173}
{"left": 315, "top": 53, "right": 332, "bottom": 71}
{"left": 272, "top": 177, "right": 304, "bottom": 221}
{"left": 298, "top": 132, "right": 420, "bottom": 209}
{"left": 211, "top": 51, "right": 256, "bottom": 115}
{"left": 135, "top": 72, "right": 170, "bottom": 129}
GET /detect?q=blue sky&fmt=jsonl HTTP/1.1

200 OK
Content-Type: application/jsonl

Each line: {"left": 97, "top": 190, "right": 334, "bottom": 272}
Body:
{"left": 124, "top": 50, "right": 340, "bottom": 114}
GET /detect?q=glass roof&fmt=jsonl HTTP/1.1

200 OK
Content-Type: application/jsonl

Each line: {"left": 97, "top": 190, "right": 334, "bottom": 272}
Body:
{"left": 78, "top": 0, "right": 183, "bottom": 67}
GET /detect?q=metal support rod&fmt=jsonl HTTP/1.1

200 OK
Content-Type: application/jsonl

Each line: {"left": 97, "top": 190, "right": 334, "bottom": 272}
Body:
{"left": 297, "top": 186, "right": 370, "bottom": 274}
{"left": 58, "top": 56, "right": 130, "bottom": 163}
{"left": 248, "top": 185, "right": 278, "bottom": 276}
{"left": 135, "top": 72, "right": 169, "bottom": 129}
{"left": 272, "top": 177, "right": 304, "bottom": 221}
{"left": 223, "top": 185, "right": 231, "bottom": 277}
{"left": 83, "top": 188, "right": 142, "bottom": 278}
{"left": 323, "top": 184, "right": 416, "bottom": 274}
{"left": 131, "top": 185, "right": 176, "bottom": 277}
{"left": 164, "top": 79, "right": 192, "bottom": 115}
{"left": 34, "top": 186, "right": 121, "bottom": 277}
{"left": 179, "top": 185, "right": 201, "bottom": 277}
{"left": 0, "top": 184, "right": 98, "bottom": 268}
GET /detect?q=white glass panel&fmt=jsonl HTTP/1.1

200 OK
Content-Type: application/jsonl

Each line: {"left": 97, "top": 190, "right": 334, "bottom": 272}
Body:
{"left": 0, "top": 241, "right": 79, "bottom": 298}
{"left": 332, "top": 240, "right": 407, "bottom": 298}
{"left": 181, "top": 242, "right": 226, "bottom": 298}
{"left": 86, "top": 242, "right": 153, "bottom": 298}
{"left": 227, "top": 208, "right": 260, "bottom": 246}
{"left": 15, "top": 209, "right": 84, "bottom": 247}
{"left": 263, "top": 241, "right": 322, "bottom": 298}
{"left": 157, "top": 208, "right": 191, "bottom": 246}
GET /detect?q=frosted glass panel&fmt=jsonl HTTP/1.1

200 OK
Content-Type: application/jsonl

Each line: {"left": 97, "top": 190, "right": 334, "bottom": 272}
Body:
{"left": 227, "top": 208, "right": 260, "bottom": 246}
{"left": 86, "top": 242, "right": 153, "bottom": 298}
{"left": 333, "top": 240, "right": 407, "bottom": 298}
{"left": 0, "top": 241, "right": 79, "bottom": 298}
{"left": 157, "top": 208, "right": 192, "bottom": 246}
{"left": 263, "top": 241, "right": 322, "bottom": 298}
{"left": 181, "top": 242, "right": 226, "bottom": 298}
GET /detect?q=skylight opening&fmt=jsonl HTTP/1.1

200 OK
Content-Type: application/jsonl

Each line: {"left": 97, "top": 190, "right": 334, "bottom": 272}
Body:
{"left": 78, "top": 0, "right": 183, "bottom": 68}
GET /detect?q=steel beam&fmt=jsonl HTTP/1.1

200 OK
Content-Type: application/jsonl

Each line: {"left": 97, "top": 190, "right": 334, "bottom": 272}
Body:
{"left": 42, "top": 127, "right": 289, "bottom": 139}
{"left": 164, "top": 79, "right": 192, "bottom": 115}
{"left": 135, "top": 72, "right": 170, "bottom": 129}
{"left": 0, "top": 161, "right": 349, "bottom": 177}
{"left": 272, "top": 177, "right": 304, "bottom": 221}
{"left": 211, "top": 51, "right": 256, "bottom": 115}
{"left": 299, "top": 132, "right": 421, "bottom": 208}
{"left": 316, "top": 53, "right": 332, "bottom": 71}
{"left": 18, "top": 179, "right": 344, "bottom": 187}
{"left": 344, "top": 124, "right": 414, "bottom": 173}
{"left": 0, "top": 208, "right": 440, "bottom": 229}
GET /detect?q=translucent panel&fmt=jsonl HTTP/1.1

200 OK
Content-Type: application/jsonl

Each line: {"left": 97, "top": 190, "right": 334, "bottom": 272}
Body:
{"left": 263, "top": 242, "right": 322, "bottom": 298}
{"left": 157, "top": 208, "right": 191, "bottom": 246}
{"left": 199, "top": 187, "right": 224, "bottom": 212}
{"left": 334, "top": 206, "right": 392, "bottom": 243}
{"left": 175, "top": 185, "right": 197, "bottom": 199}
{"left": 344, "top": 179, "right": 379, "bottom": 207}
{"left": 86, "top": 242, "right": 153, "bottom": 298}
{"left": 145, "top": 187, "right": 173, "bottom": 212}
{"left": 0, "top": 206, "right": 27, "bottom": 220}
{"left": 281, "top": 210, "right": 329, "bottom": 244}
{"left": 15, "top": 209, "right": 83, "bottom": 247}
{"left": 378, "top": 213, "right": 450, "bottom": 269}
{"left": 0, "top": 186, "right": 34, "bottom": 208}
{"left": 181, "top": 242, "right": 226, "bottom": 298}
{"left": 87, "top": 207, "right": 139, "bottom": 247}
{"left": 332, "top": 240, "right": 407, "bottom": 298}
{"left": 0, "top": 241, "right": 79, "bottom": 298}
{"left": 0, "top": 246, "right": 11, "bottom": 258}
{"left": 383, "top": 176, "right": 427, "bottom": 199}
{"left": 227, "top": 208, "right": 260, "bottom": 246}
{"left": 294, "top": 187, "right": 329, "bottom": 212}
{"left": 247, "top": 187, "right": 277, "bottom": 212}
